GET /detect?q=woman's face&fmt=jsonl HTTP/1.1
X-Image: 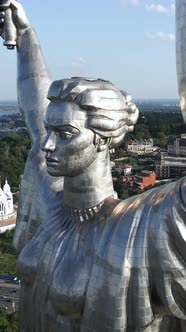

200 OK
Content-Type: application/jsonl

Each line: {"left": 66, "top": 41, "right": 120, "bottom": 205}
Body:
{"left": 42, "top": 101, "right": 98, "bottom": 177}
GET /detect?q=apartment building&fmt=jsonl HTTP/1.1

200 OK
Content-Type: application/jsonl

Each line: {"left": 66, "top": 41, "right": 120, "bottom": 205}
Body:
{"left": 167, "top": 134, "right": 186, "bottom": 156}
{"left": 155, "top": 152, "right": 186, "bottom": 179}
{"left": 126, "top": 139, "right": 157, "bottom": 155}
{"left": 133, "top": 171, "right": 156, "bottom": 190}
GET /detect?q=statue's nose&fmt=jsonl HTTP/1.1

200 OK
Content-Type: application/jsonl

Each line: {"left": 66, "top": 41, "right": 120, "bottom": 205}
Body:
{"left": 41, "top": 130, "right": 56, "bottom": 152}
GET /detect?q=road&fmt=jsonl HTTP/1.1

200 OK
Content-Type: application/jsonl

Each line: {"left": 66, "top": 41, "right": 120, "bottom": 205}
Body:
{"left": 0, "top": 281, "right": 19, "bottom": 312}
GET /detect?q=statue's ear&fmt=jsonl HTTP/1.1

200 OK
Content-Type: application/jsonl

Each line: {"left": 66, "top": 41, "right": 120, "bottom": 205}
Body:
{"left": 94, "top": 134, "right": 112, "bottom": 152}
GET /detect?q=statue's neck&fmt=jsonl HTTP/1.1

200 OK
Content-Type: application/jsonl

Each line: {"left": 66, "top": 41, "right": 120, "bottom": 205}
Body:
{"left": 63, "top": 150, "right": 115, "bottom": 209}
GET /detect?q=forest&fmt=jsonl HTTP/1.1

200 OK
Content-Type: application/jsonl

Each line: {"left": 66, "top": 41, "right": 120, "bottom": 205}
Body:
{"left": 0, "top": 230, "right": 16, "bottom": 276}
{"left": 0, "top": 231, "right": 18, "bottom": 332}
{"left": 125, "top": 110, "right": 185, "bottom": 147}
{"left": 0, "top": 310, "right": 19, "bottom": 332}
{"left": 0, "top": 133, "right": 31, "bottom": 191}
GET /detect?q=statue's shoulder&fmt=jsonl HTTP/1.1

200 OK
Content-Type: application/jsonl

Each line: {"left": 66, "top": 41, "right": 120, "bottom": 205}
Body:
{"left": 96, "top": 180, "right": 184, "bottom": 271}
{"left": 106, "top": 178, "right": 183, "bottom": 237}
{"left": 103, "top": 177, "right": 185, "bottom": 242}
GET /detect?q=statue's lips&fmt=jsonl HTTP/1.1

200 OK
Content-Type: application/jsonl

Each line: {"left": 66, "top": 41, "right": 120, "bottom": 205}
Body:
{"left": 46, "top": 157, "right": 59, "bottom": 164}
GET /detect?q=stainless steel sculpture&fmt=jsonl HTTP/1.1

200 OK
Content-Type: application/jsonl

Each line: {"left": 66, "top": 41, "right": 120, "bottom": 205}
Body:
{"left": 0, "top": 1, "right": 186, "bottom": 331}
{"left": 0, "top": 0, "right": 16, "bottom": 49}
{"left": 176, "top": 0, "right": 186, "bottom": 123}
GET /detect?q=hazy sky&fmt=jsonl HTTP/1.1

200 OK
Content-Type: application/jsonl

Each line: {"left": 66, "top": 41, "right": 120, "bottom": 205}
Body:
{"left": 0, "top": 0, "right": 177, "bottom": 100}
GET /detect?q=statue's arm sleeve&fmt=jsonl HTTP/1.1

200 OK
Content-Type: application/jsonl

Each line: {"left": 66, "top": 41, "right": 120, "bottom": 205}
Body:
{"left": 13, "top": 28, "right": 60, "bottom": 253}
{"left": 17, "top": 27, "right": 51, "bottom": 143}
{"left": 148, "top": 178, "right": 186, "bottom": 320}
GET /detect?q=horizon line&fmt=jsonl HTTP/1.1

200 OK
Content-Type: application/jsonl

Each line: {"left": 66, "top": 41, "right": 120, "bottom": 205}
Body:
{"left": 0, "top": 98, "right": 180, "bottom": 102}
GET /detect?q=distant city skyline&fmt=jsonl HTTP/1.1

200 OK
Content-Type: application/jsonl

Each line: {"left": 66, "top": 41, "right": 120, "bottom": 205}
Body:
{"left": 0, "top": 0, "right": 178, "bottom": 100}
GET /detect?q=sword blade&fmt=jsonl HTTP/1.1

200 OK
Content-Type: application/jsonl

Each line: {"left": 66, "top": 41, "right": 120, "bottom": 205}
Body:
{"left": 176, "top": 0, "right": 186, "bottom": 123}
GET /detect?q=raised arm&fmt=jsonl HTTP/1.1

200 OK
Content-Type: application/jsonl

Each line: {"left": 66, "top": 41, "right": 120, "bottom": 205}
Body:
{"left": 0, "top": 2, "right": 64, "bottom": 252}
{"left": 1, "top": 0, "right": 51, "bottom": 143}
{"left": 17, "top": 28, "right": 51, "bottom": 143}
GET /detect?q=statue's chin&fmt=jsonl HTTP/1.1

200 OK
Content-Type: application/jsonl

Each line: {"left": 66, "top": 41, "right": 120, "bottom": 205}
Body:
{"left": 46, "top": 166, "right": 82, "bottom": 178}
{"left": 46, "top": 166, "right": 62, "bottom": 177}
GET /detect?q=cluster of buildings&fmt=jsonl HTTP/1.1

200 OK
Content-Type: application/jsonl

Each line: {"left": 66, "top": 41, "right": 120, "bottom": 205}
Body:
{"left": 132, "top": 171, "right": 156, "bottom": 190}
{"left": 0, "top": 179, "right": 16, "bottom": 233}
{"left": 0, "top": 113, "right": 26, "bottom": 136}
{"left": 126, "top": 139, "right": 158, "bottom": 155}
{"left": 113, "top": 135, "right": 186, "bottom": 196}
{"left": 155, "top": 134, "right": 186, "bottom": 179}
{"left": 115, "top": 165, "right": 132, "bottom": 175}
{"left": 125, "top": 135, "right": 186, "bottom": 180}
{"left": 113, "top": 139, "right": 157, "bottom": 193}
{"left": 113, "top": 169, "right": 156, "bottom": 192}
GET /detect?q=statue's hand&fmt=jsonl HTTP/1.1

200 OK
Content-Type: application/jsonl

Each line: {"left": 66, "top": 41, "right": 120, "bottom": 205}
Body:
{"left": 121, "top": 90, "right": 139, "bottom": 132}
{"left": 0, "top": 0, "right": 30, "bottom": 44}
{"left": 126, "top": 101, "right": 139, "bottom": 132}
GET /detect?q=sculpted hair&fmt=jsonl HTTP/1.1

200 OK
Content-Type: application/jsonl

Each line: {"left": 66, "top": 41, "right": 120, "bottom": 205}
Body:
{"left": 47, "top": 77, "right": 139, "bottom": 148}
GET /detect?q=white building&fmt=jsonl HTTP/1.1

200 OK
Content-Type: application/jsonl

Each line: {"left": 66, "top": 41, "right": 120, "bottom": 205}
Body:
{"left": 167, "top": 135, "right": 186, "bottom": 156}
{"left": 115, "top": 165, "right": 132, "bottom": 175}
{"left": 155, "top": 152, "right": 186, "bottom": 179}
{"left": 0, "top": 179, "right": 14, "bottom": 220}
{"left": 126, "top": 139, "right": 158, "bottom": 155}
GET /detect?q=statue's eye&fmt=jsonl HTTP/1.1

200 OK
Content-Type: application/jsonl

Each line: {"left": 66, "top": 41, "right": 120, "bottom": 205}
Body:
{"left": 58, "top": 131, "right": 73, "bottom": 140}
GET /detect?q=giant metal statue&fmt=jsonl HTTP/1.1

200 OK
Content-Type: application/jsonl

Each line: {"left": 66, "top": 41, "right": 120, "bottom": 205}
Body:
{"left": 0, "top": 1, "right": 186, "bottom": 331}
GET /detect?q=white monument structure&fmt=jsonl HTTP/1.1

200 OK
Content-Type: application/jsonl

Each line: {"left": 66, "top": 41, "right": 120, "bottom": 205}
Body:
{"left": 0, "top": 179, "right": 14, "bottom": 219}
{"left": 0, "top": 179, "right": 16, "bottom": 233}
